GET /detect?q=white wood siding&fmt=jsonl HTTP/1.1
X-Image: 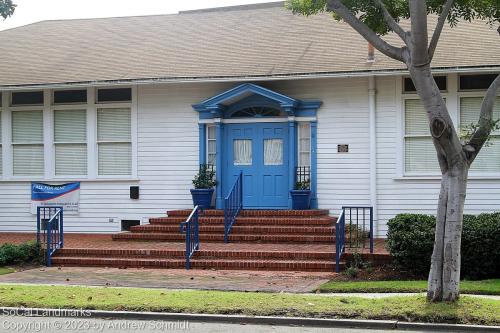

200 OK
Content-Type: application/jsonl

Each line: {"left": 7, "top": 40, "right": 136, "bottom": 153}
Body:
{"left": 0, "top": 77, "right": 499, "bottom": 236}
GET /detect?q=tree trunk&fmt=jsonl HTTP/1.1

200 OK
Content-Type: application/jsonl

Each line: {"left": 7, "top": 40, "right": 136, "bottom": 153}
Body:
{"left": 428, "top": 164, "right": 468, "bottom": 302}
{"left": 408, "top": 64, "right": 469, "bottom": 302}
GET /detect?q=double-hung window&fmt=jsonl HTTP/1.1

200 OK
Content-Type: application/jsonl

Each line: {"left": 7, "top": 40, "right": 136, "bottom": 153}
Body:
{"left": 207, "top": 125, "right": 216, "bottom": 167}
{"left": 404, "top": 99, "right": 440, "bottom": 173}
{"left": 460, "top": 96, "right": 500, "bottom": 173}
{"left": 12, "top": 110, "right": 44, "bottom": 176}
{"left": 298, "top": 123, "right": 311, "bottom": 167}
{"left": 97, "top": 108, "right": 132, "bottom": 176}
{"left": 54, "top": 109, "right": 87, "bottom": 175}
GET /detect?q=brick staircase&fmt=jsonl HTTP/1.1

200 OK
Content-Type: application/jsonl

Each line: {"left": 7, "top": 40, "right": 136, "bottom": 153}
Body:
{"left": 52, "top": 209, "right": 342, "bottom": 272}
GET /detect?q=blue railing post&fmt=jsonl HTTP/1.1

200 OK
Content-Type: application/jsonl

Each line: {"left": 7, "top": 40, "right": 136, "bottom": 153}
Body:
{"left": 36, "top": 207, "right": 41, "bottom": 244}
{"left": 59, "top": 208, "right": 64, "bottom": 248}
{"left": 223, "top": 171, "right": 243, "bottom": 243}
{"left": 36, "top": 206, "right": 64, "bottom": 267}
{"left": 46, "top": 217, "right": 52, "bottom": 267}
{"left": 180, "top": 205, "right": 201, "bottom": 270}
{"left": 369, "top": 207, "right": 374, "bottom": 254}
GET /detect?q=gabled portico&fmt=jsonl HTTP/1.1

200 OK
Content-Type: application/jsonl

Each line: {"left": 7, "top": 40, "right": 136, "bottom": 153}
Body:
{"left": 193, "top": 83, "right": 322, "bottom": 209}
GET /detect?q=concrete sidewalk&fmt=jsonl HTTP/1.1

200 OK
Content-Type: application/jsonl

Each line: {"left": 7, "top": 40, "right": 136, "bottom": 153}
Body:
{"left": 0, "top": 267, "right": 334, "bottom": 293}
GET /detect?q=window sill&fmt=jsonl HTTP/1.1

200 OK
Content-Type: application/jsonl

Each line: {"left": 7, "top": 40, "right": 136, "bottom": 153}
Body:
{"left": 0, "top": 178, "right": 140, "bottom": 183}
{"left": 394, "top": 175, "right": 500, "bottom": 181}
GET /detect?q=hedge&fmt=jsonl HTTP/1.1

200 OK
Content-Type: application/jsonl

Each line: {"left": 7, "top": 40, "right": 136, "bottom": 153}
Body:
{"left": 0, "top": 241, "right": 42, "bottom": 266}
{"left": 386, "top": 213, "right": 500, "bottom": 280}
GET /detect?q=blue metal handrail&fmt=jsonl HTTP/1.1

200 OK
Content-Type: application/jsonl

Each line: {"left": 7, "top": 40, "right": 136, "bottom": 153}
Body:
{"left": 335, "top": 206, "right": 374, "bottom": 273}
{"left": 36, "top": 206, "right": 64, "bottom": 267}
{"left": 180, "top": 205, "right": 201, "bottom": 270}
{"left": 224, "top": 171, "right": 243, "bottom": 243}
{"left": 335, "top": 209, "right": 346, "bottom": 273}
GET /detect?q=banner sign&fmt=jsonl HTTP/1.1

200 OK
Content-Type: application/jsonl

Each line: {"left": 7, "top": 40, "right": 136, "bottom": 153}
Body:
{"left": 31, "top": 182, "right": 80, "bottom": 215}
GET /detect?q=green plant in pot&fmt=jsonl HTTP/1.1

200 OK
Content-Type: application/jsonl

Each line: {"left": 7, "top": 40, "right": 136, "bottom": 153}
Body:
{"left": 290, "top": 179, "right": 311, "bottom": 210}
{"left": 191, "top": 164, "right": 217, "bottom": 209}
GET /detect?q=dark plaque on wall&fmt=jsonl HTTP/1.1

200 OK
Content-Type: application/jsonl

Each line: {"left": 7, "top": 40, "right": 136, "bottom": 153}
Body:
{"left": 338, "top": 144, "right": 349, "bottom": 153}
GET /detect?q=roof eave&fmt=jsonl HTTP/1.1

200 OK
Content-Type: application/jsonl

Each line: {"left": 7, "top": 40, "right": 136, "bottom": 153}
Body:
{"left": 1, "top": 65, "right": 499, "bottom": 91}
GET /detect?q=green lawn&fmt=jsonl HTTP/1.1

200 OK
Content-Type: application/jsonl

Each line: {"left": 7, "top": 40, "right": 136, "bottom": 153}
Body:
{"left": 0, "top": 268, "right": 15, "bottom": 276}
{"left": 0, "top": 284, "right": 498, "bottom": 325}
{"left": 317, "top": 279, "right": 500, "bottom": 295}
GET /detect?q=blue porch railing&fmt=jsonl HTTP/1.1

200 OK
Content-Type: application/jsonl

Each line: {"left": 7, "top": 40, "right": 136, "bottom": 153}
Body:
{"left": 335, "top": 206, "right": 374, "bottom": 273}
{"left": 36, "top": 206, "right": 64, "bottom": 267}
{"left": 224, "top": 171, "right": 243, "bottom": 243}
{"left": 180, "top": 205, "right": 201, "bottom": 269}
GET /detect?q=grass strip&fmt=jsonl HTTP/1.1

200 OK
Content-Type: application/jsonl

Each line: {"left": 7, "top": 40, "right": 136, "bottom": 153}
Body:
{"left": 0, "top": 284, "right": 498, "bottom": 326}
{"left": 0, "top": 268, "right": 15, "bottom": 276}
{"left": 317, "top": 279, "right": 500, "bottom": 295}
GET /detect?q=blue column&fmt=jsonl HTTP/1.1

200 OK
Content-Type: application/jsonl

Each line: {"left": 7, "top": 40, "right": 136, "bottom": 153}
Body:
{"left": 310, "top": 121, "right": 318, "bottom": 209}
{"left": 288, "top": 119, "right": 296, "bottom": 209}
{"left": 198, "top": 123, "right": 206, "bottom": 164}
{"left": 215, "top": 120, "right": 224, "bottom": 209}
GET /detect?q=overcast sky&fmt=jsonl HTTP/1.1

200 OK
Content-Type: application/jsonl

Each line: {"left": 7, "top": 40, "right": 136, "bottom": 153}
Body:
{"left": 0, "top": 0, "right": 275, "bottom": 31}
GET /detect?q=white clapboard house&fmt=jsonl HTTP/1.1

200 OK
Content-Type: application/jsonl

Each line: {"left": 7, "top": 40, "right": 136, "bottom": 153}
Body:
{"left": 0, "top": 1, "right": 499, "bottom": 247}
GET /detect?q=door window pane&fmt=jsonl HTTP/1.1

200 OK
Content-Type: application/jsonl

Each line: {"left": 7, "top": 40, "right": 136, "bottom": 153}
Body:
{"left": 264, "top": 139, "right": 283, "bottom": 165}
{"left": 233, "top": 139, "right": 252, "bottom": 165}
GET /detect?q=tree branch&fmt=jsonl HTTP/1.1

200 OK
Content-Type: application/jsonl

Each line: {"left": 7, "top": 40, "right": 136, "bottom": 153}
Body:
{"left": 466, "top": 74, "right": 500, "bottom": 163}
{"left": 372, "top": 0, "right": 409, "bottom": 44}
{"left": 428, "top": 0, "right": 454, "bottom": 60}
{"left": 327, "top": 0, "right": 407, "bottom": 62}
{"left": 409, "top": 0, "right": 430, "bottom": 66}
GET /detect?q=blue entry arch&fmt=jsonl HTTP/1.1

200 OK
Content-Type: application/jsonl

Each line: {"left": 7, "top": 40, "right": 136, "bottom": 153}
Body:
{"left": 193, "top": 83, "right": 321, "bottom": 209}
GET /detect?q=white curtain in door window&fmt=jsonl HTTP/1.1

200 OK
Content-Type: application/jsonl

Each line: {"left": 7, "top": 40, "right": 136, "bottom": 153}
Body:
{"left": 264, "top": 139, "right": 283, "bottom": 165}
{"left": 234, "top": 139, "right": 252, "bottom": 165}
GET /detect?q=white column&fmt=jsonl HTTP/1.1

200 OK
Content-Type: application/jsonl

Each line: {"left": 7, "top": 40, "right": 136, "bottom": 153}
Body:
{"left": 43, "top": 89, "right": 53, "bottom": 179}
{"left": 87, "top": 87, "right": 97, "bottom": 178}
{"left": 368, "top": 76, "right": 378, "bottom": 237}
{"left": 1, "top": 92, "right": 11, "bottom": 178}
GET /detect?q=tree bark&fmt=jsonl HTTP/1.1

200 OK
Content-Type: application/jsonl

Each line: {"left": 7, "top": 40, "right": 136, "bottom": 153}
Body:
{"left": 408, "top": 63, "right": 468, "bottom": 302}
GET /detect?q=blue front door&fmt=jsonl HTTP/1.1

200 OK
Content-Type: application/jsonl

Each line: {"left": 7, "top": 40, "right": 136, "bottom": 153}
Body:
{"left": 224, "top": 123, "right": 289, "bottom": 209}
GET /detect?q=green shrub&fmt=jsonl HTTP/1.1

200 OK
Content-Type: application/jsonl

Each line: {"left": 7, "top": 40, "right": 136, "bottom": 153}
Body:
{"left": 386, "top": 213, "right": 500, "bottom": 280}
{"left": 461, "top": 213, "right": 500, "bottom": 279}
{"left": 0, "top": 241, "right": 42, "bottom": 266}
{"left": 386, "top": 214, "right": 436, "bottom": 275}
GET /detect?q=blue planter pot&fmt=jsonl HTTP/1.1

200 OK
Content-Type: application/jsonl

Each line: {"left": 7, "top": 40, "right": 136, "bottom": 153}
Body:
{"left": 290, "top": 190, "right": 311, "bottom": 210}
{"left": 190, "top": 188, "right": 214, "bottom": 209}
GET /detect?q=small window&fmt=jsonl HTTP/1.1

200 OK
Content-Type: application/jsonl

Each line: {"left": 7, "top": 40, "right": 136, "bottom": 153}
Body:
{"left": 54, "top": 90, "right": 87, "bottom": 104}
{"left": 298, "top": 123, "right": 311, "bottom": 167}
{"left": 459, "top": 74, "right": 498, "bottom": 91}
{"left": 404, "top": 76, "right": 447, "bottom": 93}
{"left": 11, "top": 91, "right": 44, "bottom": 106}
{"left": 264, "top": 139, "right": 283, "bottom": 165}
{"left": 97, "top": 88, "right": 132, "bottom": 103}
{"left": 233, "top": 139, "right": 252, "bottom": 165}
{"left": 54, "top": 109, "right": 87, "bottom": 175}
{"left": 207, "top": 125, "right": 216, "bottom": 166}
{"left": 231, "top": 107, "right": 284, "bottom": 118}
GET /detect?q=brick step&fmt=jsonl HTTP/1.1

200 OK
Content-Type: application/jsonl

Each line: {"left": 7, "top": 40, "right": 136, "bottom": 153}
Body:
{"left": 131, "top": 224, "right": 335, "bottom": 235}
{"left": 149, "top": 216, "right": 336, "bottom": 226}
{"left": 51, "top": 256, "right": 341, "bottom": 272}
{"left": 112, "top": 232, "right": 335, "bottom": 243}
{"left": 55, "top": 248, "right": 335, "bottom": 260}
{"left": 167, "top": 209, "right": 330, "bottom": 218}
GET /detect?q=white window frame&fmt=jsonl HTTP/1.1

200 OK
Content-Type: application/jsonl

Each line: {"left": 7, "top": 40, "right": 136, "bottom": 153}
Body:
{"left": 297, "top": 121, "right": 311, "bottom": 167}
{"left": 206, "top": 124, "right": 216, "bottom": 167}
{"left": 399, "top": 75, "right": 451, "bottom": 177}
{"left": 53, "top": 107, "right": 88, "bottom": 178}
{"left": 0, "top": 86, "right": 138, "bottom": 182}
{"left": 458, "top": 90, "right": 500, "bottom": 177}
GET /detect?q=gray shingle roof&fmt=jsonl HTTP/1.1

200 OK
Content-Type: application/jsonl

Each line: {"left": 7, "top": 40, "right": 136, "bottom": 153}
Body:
{"left": 0, "top": 1, "right": 499, "bottom": 87}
